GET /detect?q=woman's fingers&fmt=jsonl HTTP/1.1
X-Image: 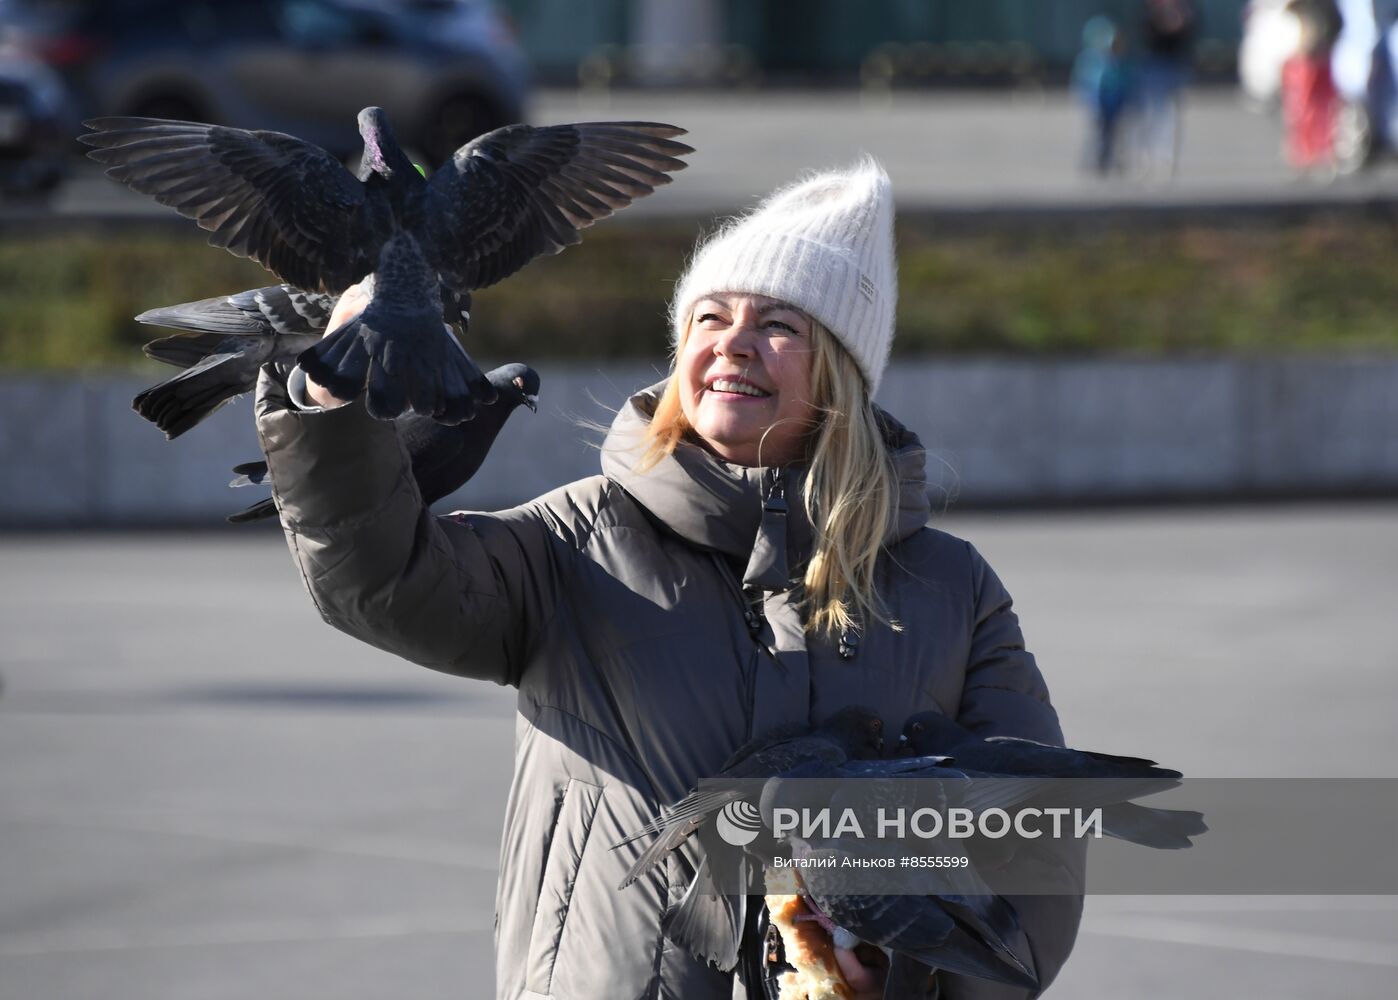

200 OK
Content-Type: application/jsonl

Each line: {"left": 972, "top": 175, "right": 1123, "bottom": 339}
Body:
{"left": 834, "top": 944, "right": 888, "bottom": 1000}
{"left": 326, "top": 279, "right": 373, "bottom": 337}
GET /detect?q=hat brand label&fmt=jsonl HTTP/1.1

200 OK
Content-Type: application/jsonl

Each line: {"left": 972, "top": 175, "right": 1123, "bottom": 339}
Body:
{"left": 857, "top": 272, "right": 876, "bottom": 303}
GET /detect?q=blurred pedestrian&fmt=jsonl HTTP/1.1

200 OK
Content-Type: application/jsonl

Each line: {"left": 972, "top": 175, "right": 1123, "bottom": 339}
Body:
{"left": 1073, "top": 17, "right": 1137, "bottom": 174}
{"left": 1281, "top": 0, "right": 1344, "bottom": 172}
{"left": 1137, "top": 0, "right": 1198, "bottom": 178}
{"left": 1331, "top": 0, "right": 1398, "bottom": 169}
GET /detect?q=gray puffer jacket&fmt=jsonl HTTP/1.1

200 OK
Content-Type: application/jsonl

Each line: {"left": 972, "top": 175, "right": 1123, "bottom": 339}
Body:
{"left": 254, "top": 374, "right": 1084, "bottom": 1000}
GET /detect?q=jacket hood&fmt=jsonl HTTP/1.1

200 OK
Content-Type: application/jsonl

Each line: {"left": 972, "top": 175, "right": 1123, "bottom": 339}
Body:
{"left": 600, "top": 381, "right": 931, "bottom": 589}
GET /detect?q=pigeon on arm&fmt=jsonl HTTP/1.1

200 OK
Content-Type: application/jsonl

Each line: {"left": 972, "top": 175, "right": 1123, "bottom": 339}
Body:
{"left": 228, "top": 363, "right": 539, "bottom": 523}
{"left": 132, "top": 284, "right": 332, "bottom": 439}
{"left": 83, "top": 109, "right": 690, "bottom": 423}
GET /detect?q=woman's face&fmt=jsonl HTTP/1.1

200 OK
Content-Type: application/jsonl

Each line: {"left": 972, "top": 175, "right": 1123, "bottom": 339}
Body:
{"left": 676, "top": 293, "right": 819, "bottom": 467}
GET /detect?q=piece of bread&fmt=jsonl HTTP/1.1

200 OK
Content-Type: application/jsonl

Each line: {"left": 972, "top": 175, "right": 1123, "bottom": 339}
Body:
{"left": 766, "top": 894, "right": 854, "bottom": 1000}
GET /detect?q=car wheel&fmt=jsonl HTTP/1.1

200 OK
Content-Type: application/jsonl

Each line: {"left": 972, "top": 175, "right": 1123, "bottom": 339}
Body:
{"left": 424, "top": 93, "right": 506, "bottom": 164}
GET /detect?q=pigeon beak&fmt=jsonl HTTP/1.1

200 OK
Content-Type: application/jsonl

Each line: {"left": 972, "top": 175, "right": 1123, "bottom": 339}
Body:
{"left": 523, "top": 394, "right": 538, "bottom": 413}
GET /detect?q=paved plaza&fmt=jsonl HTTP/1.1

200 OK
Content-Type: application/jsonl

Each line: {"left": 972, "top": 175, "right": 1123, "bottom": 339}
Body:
{"left": 2, "top": 504, "right": 1396, "bottom": 998}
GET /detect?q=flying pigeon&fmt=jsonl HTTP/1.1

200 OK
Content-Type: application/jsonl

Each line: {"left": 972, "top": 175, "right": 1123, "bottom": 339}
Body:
{"left": 227, "top": 362, "right": 540, "bottom": 524}
{"left": 900, "top": 711, "right": 1208, "bottom": 851}
{"left": 132, "top": 284, "right": 333, "bottom": 439}
{"left": 82, "top": 110, "right": 691, "bottom": 423}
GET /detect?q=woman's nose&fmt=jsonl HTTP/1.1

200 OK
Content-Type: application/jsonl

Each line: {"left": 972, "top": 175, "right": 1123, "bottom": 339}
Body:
{"left": 713, "top": 316, "right": 758, "bottom": 358}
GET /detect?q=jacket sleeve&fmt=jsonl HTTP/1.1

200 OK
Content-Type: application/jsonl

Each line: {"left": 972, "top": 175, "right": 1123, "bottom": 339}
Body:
{"left": 252, "top": 366, "right": 574, "bottom": 687}
{"left": 941, "top": 542, "right": 1086, "bottom": 1000}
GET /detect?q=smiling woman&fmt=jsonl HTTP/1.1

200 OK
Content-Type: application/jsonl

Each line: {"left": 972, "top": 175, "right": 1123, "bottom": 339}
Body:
{"left": 677, "top": 293, "right": 819, "bottom": 467}
{"left": 251, "top": 158, "right": 1082, "bottom": 1000}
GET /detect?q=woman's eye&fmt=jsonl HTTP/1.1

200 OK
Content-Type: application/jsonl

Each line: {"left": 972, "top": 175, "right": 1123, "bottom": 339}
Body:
{"left": 765, "top": 320, "right": 799, "bottom": 335}
{"left": 697, "top": 313, "right": 725, "bottom": 324}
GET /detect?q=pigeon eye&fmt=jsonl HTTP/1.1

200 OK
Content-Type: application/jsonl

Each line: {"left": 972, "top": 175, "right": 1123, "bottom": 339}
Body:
{"left": 911, "top": 722, "right": 925, "bottom": 735}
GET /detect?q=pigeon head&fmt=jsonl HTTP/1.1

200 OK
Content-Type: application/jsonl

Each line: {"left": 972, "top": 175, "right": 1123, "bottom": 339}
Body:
{"left": 899, "top": 711, "right": 973, "bottom": 757}
{"left": 356, "top": 106, "right": 415, "bottom": 180}
{"left": 487, "top": 363, "right": 540, "bottom": 413}
{"left": 817, "top": 706, "right": 885, "bottom": 758}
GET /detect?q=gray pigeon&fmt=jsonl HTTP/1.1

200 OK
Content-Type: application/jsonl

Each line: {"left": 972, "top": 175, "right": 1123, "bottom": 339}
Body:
{"left": 227, "top": 363, "right": 539, "bottom": 524}
{"left": 133, "top": 284, "right": 332, "bottom": 439}
{"left": 613, "top": 707, "right": 887, "bottom": 889}
{"left": 83, "top": 110, "right": 691, "bottom": 423}
{"left": 610, "top": 708, "right": 887, "bottom": 973}
{"left": 756, "top": 756, "right": 1039, "bottom": 991}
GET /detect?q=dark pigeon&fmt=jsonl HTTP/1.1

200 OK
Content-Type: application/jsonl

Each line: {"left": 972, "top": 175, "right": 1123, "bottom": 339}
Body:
{"left": 82, "top": 110, "right": 691, "bottom": 423}
{"left": 227, "top": 363, "right": 540, "bottom": 524}
{"left": 757, "top": 756, "right": 1040, "bottom": 991}
{"left": 791, "top": 857, "right": 1039, "bottom": 991}
{"left": 630, "top": 719, "right": 1036, "bottom": 988}
{"left": 133, "top": 284, "right": 333, "bottom": 439}
{"left": 900, "top": 711, "right": 1208, "bottom": 850}
{"left": 614, "top": 707, "right": 887, "bottom": 887}
{"left": 610, "top": 707, "right": 886, "bottom": 973}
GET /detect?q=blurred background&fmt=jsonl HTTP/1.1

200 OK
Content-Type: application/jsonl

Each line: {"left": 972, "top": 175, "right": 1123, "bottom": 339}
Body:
{"left": 1, "top": 2, "right": 1396, "bottom": 999}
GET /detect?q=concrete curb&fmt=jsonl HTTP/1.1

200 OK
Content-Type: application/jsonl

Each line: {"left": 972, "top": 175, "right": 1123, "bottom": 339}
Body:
{"left": 3, "top": 357, "right": 1396, "bottom": 527}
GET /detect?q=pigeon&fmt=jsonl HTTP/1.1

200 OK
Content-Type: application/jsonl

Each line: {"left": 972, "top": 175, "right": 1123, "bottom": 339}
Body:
{"left": 82, "top": 110, "right": 691, "bottom": 423}
{"left": 227, "top": 362, "right": 540, "bottom": 524}
{"left": 133, "top": 284, "right": 333, "bottom": 439}
{"left": 610, "top": 707, "right": 886, "bottom": 973}
{"left": 756, "top": 756, "right": 1040, "bottom": 990}
{"left": 614, "top": 707, "right": 888, "bottom": 888}
{"left": 786, "top": 841, "right": 1039, "bottom": 991}
{"left": 900, "top": 711, "right": 1208, "bottom": 850}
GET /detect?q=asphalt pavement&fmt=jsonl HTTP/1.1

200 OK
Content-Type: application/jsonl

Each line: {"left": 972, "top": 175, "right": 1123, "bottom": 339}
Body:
{"left": 19, "top": 88, "right": 1398, "bottom": 223}
{"left": 3, "top": 504, "right": 1396, "bottom": 999}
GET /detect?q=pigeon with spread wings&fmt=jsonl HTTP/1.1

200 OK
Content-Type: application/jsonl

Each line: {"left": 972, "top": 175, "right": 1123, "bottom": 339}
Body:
{"left": 83, "top": 110, "right": 690, "bottom": 423}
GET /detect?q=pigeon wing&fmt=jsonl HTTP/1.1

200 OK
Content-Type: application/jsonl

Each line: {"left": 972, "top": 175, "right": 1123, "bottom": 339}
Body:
{"left": 424, "top": 121, "right": 691, "bottom": 292}
{"left": 82, "top": 118, "right": 373, "bottom": 292}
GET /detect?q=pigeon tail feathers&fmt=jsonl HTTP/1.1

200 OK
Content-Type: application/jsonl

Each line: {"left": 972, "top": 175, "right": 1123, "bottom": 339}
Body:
{"left": 132, "top": 352, "right": 250, "bottom": 439}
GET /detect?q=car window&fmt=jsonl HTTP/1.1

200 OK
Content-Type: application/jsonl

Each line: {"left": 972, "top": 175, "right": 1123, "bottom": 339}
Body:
{"left": 274, "top": 0, "right": 389, "bottom": 48}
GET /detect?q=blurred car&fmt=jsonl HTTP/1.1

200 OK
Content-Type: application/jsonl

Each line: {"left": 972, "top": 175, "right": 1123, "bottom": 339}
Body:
{"left": 0, "top": 50, "right": 72, "bottom": 194}
{"left": 0, "top": 0, "right": 529, "bottom": 163}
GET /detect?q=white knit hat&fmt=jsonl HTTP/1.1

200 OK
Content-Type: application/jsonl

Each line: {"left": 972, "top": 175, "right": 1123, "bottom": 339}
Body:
{"left": 670, "top": 157, "right": 897, "bottom": 395}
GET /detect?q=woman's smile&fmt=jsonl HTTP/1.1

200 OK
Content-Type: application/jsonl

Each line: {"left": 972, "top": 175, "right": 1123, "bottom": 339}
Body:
{"left": 678, "top": 293, "right": 817, "bottom": 466}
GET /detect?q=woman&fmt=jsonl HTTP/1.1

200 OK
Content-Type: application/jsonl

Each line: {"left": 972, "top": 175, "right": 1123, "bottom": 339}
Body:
{"left": 254, "top": 160, "right": 1083, "bottom": 999}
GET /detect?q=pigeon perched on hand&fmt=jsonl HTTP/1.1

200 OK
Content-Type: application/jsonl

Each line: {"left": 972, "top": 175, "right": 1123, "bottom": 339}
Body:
{"left": 132, "top": 284, "right": 333, "bottom": 439}
{"left": 83, "top": 110, "right": 691, "bottom": 423}
{"left": 900, "top": 711, "right": 1207, "bottom": 850}
{"left": 227, "top": 362, "right": 540, "bottom": 524}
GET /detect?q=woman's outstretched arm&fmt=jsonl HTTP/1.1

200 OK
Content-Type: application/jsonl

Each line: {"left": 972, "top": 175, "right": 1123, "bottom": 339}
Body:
{"left": 249, "top": 285, "right": 573, "bottom": 687}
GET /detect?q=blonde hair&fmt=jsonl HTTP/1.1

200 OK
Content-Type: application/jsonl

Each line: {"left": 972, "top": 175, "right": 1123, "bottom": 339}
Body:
{"left": 641, "top": 312, "right": 900, "bottom": 639}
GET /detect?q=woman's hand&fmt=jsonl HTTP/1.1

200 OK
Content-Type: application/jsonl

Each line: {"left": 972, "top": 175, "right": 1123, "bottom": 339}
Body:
{"left": 835, "top": 943, "right": 889, "bottom": 999}
{"left": 303, "top": 279, "right": 373, "bottom": 409}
